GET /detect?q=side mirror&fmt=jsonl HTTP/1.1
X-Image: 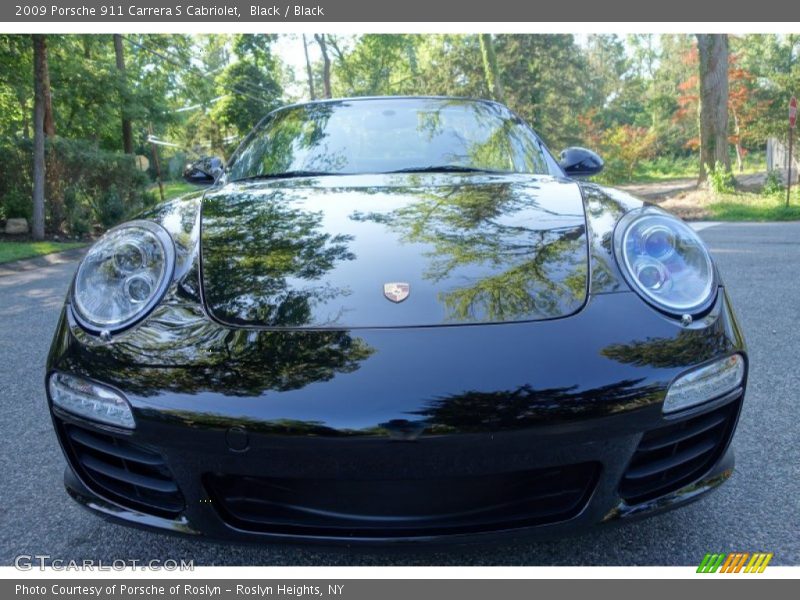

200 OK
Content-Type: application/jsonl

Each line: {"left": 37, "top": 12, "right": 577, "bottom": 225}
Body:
{"left": 183, "top": 156, "right": 224, "bottom": 186}
{"left": 559, "top": 147, "right": 604, "bottom": 177}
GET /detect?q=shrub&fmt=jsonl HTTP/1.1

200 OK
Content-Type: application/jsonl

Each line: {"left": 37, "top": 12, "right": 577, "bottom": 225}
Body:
{"left": 0, "top": 136, "right": 34, "bottom": 222}
{"left": 2, "top": 188, "right": 32, "bottom": 220}
{"left": 705, "top": 161, "right": 736, "bottom": 195}
{"left": 0, "top": 137, "right": 154, "bottom": 235}
{"left": 95, "top": 186, "right": 127, "bottom": 228}
{"left": 64, "top": 187, "right": 91, "bottom": 238}
{"left": 762, "top": 169, "right": 784, "bottom": 196}
{"left": 578, "top": 121, "right": 658, "bottom": 184}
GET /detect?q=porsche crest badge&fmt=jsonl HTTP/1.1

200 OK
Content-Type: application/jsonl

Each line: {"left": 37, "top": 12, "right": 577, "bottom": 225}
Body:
{"left": 383, "top": 282, "right": 410, "bottom": 303}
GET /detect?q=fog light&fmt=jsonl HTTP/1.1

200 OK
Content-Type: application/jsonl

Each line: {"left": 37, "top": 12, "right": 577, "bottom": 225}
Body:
{"left": 663, "top": 354, "right": 745, "bottom": 414}
{"left": 48, "top": 373, "right": 135, "bottom": 429}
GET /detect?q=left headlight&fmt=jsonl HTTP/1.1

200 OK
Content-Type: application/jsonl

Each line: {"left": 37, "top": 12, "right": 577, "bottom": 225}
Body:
{"left": 72, "top": 220, "right": 175, "bottom": 333}
{"left": 614, "top": 208, "right": 716, "bottom": 315}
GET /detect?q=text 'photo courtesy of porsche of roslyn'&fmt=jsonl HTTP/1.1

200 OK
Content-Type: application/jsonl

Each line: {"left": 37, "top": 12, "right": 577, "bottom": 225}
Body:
{"left": 0, "top": 31, "right": 798, "bottom": 568}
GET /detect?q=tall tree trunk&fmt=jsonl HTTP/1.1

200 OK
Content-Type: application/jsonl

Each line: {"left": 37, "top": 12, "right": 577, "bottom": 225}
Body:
{"left": 696, "top": 34, "right": 730, "bottom": 183}
{"left": 114, "top": 34, "right": 134, "bottom": 154}
{"left": 32, "top": 35, "right": 47, "bottom": 241}
{"left": 38, "top": 36, "right": 55, "bottom": 138}
{"left": 302, "top": 34, "right": 316, "bottom": 100}
{"left": 36, "top": 35, "right": 64, "bottom": 230}
{"left": 731, "top": 108, "right": 744, "bottom": 173}
{"left": 479, "top": 34, "right": 505, "bottom": 103}
{"left": 314, "top": 34, "right": 332, "bottom": 99}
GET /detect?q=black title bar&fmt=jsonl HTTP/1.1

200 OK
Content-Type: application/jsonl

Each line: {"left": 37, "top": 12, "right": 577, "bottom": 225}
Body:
{"left": 2, "top": 0, "right": 797, "bottom": 22}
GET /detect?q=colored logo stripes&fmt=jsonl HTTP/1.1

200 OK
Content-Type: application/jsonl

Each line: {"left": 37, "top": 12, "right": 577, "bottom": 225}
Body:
{"left": 697, "top": 552, "right": 773, "bottom": 573}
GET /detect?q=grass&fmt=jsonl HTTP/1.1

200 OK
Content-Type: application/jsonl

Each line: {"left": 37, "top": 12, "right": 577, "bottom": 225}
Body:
{"left": 661, "top": 188, "right": 800, "bottom": 221}
{"left": 708, "top": 193, "right": 800, "bottom": 221}
{"left": 627, "top": 154, "right": 764, "bottom": 184}
{"left": 631, "top": 156, "right": 698, "bottom": 182}
{"left": 148, "top": 180, "right": 202, "bottom": 202}
{"left": 0, "top": 241, "right": 86, "bottom": 264}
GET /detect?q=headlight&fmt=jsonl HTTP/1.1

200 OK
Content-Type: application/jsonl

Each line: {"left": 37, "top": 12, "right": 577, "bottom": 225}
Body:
{"left": 72, "top": 220, "right": 175, "bottom": 333}
{"left": 49, "top": 372, "right": 135, "bottom": 429}
{"left": 614, "top": 209, "right": 716, "bottom": 315}
{"left": 663, "top": 354, "right": 745, "bottom": 414}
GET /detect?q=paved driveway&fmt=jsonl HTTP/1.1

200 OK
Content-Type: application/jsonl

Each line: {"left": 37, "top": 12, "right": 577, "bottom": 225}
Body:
{"left": 1, "top": 223, "right": 798, "bottom": 565}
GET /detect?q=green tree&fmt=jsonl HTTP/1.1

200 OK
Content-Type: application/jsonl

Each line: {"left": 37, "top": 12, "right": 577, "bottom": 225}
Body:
{"left": 176, "top": 34, "right": 232, "bottom": 157}
{"left": 494, "top": 34, "right": 592, "bottom": 150}
{"left": 413, "top": 35, "right": 487, "bottom": 99}
{"left": 734, "top": 34, "right": 800, "bottom": 143}
{"left": 479, "top": 34, "right": 505, "bottom": 102}
{"left": 626, "top": 34, "right": 696, "bottom": 155}
{"left": 327, "top": 34, "right": 420, "bottom": 96}
{"left": 0, "top": 35, "right": 33, "bottom": 139}
{"left": 212, "top": 34, "right": 282, "bottom": 140}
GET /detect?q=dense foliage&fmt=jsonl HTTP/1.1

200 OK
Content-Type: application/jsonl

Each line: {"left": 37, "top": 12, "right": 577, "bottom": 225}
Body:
{"left": 1, "top": 33, "right": 798, "bottom": 234}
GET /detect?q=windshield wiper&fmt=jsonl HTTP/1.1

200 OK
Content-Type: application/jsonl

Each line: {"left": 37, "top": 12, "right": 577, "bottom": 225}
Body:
{"left": 232, "top": 170, "right": 337, "bottom": 182}
{"left": 386, "top": 166, "right": 511, "bottom": 175}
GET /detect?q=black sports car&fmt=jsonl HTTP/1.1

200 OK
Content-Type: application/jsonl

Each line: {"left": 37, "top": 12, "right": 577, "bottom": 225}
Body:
{"left": 46, "top": 97, "right": 747, "bottom": 544}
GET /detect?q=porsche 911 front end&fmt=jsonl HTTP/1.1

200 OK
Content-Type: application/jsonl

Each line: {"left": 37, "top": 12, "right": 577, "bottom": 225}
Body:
{"left": 45, "top": 97, "right": 747, "bottom": 544}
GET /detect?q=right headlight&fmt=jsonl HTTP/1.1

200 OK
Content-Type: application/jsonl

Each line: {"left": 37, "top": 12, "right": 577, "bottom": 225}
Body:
{"left": 71, "top": 220, "right": 175, "bottom": 334}
{"left": 614, "top": 208, "right": 716, "bottom": 315}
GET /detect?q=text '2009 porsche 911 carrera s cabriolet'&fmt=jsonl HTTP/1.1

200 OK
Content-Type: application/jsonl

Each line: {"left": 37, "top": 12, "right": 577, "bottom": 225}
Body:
{"left": 46, "top": 96, "right": 746, "bottom": 544}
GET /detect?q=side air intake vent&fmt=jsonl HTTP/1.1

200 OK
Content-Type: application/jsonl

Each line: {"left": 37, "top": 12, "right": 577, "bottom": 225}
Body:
{"left": 620, "top": 397, "right": 740, "bottom": 504}
{"left": 58, "top": 419, "right": 184, "bottom": 517}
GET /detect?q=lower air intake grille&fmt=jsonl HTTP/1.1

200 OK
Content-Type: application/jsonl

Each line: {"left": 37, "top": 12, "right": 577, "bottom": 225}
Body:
{"left": 58, "top": 420, "right": 184, "bottom": 517}
{"left": 205, "top": 462, "right": 600, "bottom": 539}
{"left": 620, "top": 397, "right": 740, "bottom": 504}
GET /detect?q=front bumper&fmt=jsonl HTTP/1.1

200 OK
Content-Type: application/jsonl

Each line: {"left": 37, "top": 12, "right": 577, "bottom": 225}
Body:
{"left": 57, "top": 395, "right": 740, "bottom": 546}
{"left": 47, "top": 290, "right": 747, "bottom": 545}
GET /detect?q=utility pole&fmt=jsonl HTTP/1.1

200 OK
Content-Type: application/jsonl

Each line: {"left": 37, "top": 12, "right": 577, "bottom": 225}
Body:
{"left": 114, "top": 34, "right": 134, "bottom": 154}
{"left": 788, "top": 126, "right": 794, "bottom": 208}
{"left": 148, "top": 123, "right": 165, "bottom": 203}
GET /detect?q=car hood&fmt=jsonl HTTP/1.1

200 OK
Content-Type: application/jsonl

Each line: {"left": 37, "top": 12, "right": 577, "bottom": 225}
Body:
{"left": 200, "top": 173, "right": 588, "bottom": 329}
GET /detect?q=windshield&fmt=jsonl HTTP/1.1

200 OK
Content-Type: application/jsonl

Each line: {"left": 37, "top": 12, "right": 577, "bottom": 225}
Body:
{"left": 227, "top": 98, "right": 553, "bottom": 180}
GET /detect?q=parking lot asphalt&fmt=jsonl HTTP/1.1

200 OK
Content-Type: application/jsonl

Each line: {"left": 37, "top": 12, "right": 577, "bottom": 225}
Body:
{"left": 0, "top": 222, "right": 798, "bottom": 566}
